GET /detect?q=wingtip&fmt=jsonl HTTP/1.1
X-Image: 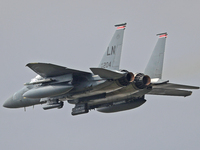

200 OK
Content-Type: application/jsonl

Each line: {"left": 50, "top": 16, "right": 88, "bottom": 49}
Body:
{"left": 26, "top": 62, "right": 38, "bottom": 67}
{"left": 184, "top": 91, "right": 192, "bottom": 97}
{"left": 26, "top": 63, "right": 30, "bottom": 67}
{"left": 26, "top": 62, "right": 51, "bottom": 67}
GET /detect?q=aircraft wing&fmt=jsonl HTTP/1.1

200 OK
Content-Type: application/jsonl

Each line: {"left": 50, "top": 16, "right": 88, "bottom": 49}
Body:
{"left": 26, "top": 63, "right": 92, "bottom": 78}
{"left": 152, "top": 83, "right": 199, "bottom": 89}
{"left": 148, "top": 88, "right": 192, "bottom": 97}
{"left": 148, "top": 82, "right": 199, "bottom": 97}
{"left": 104, "top": 81, "right": 199, "bottom": 99}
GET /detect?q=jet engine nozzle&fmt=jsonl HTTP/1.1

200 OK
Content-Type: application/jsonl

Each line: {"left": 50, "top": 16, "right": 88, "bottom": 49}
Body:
{"left": 134, "top": 73, "right": 151, "bottom": 89}
{"left": 116, "top": 72, "right": 135, "bottom": 86}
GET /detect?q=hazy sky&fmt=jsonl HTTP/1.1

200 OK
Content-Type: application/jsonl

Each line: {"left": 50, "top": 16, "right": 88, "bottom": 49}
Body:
{"left": 1, "top": 1, "right": 200, "bottom": 150}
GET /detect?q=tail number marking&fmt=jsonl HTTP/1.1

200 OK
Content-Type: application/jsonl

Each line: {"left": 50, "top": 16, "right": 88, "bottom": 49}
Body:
{"left": 101, "top": 62, "right": 111, "bottom": 68}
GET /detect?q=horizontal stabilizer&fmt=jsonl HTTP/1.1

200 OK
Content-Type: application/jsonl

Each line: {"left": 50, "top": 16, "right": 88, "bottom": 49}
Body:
{"left": 153, "top": 83, "right": 199, "bottom": 89}
{"left": 90, "top": 68, "right": 125, "bottom": 79}
{"left": 148, "top": 88, "right": 192, "bottom": 97}
{"left": 26, "top": 63, "right": 91, "bottom": 78}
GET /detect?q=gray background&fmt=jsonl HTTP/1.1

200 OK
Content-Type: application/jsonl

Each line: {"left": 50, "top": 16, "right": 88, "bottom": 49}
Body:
{"left": 1, "top": 1, "right": 200, "bottom": 150}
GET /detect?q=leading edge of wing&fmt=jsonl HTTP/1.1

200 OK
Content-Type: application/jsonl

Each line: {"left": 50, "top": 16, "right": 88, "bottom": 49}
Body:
{"left": 26, "top": 63, "right": 91, "bottom": 78}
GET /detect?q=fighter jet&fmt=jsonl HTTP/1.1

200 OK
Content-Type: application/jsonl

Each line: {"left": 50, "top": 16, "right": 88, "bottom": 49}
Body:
{"left": 3, "top": 23, "right": 199, "bottom": 115}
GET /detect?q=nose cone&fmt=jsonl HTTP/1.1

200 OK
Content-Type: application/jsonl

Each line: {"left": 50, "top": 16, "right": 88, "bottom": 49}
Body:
{"left": 3, "top": 96, "right": 14, "bottom": 108}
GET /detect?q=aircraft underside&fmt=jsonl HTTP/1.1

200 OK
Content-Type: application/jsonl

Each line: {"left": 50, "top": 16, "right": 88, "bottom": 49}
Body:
{"left": 3, "top": 23, "right": 199, "bottom": 116}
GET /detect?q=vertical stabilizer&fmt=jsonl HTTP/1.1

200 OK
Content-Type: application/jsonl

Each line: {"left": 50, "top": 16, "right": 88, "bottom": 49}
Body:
{"left": 98, "top": 23, "right": 126, "bottom": 70}
{"left": 144, "top": 33, "right": 167, "bottom": 79}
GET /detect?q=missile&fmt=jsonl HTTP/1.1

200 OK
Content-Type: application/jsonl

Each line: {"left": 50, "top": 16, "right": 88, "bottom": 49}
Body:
{"left": 23, "top": 85, "right": 73, "bottom": 98}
